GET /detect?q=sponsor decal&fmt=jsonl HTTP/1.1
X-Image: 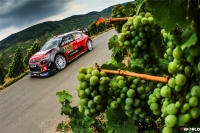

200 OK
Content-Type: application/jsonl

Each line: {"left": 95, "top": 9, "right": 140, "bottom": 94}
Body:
{"left": 180, "top": 127, "right": 200, "bottom": 132}
{"left": 63, "top": 43, "right": 73, "bottom": 51}
{"left": 68, "top": 46, "right": 84, "bottom": 58}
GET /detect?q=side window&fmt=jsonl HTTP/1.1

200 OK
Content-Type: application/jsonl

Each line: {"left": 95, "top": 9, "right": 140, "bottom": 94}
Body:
{"left": 72, "top": 32, "right": 82, "bottom": 40}
{"left": 61, "top": 35, "right": 73, "bottom": 46}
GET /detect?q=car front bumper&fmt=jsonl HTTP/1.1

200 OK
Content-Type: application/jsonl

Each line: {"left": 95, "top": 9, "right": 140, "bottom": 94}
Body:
{"left": 29, "top": 61, "right": 57, "bottom": 76}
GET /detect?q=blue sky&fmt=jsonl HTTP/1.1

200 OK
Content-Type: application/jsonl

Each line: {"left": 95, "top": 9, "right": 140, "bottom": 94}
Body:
{"left": 0, "top": 0, "right": 130, "bottom": 41}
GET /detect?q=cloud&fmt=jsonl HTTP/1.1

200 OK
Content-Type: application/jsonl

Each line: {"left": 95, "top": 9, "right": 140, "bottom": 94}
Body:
{"left": 0, "top": 0, "right": 73, "bottom": 30}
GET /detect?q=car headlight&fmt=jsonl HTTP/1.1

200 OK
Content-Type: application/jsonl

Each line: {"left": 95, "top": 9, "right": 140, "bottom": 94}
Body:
{"left": 40, "top": 54, "right": 50, "bottom": 65}
{"left": 42, "top": 54, "right": 50, "bottom": 60}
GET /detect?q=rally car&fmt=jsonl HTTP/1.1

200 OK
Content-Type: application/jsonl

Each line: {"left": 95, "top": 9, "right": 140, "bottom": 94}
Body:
{"left": 28, "top": 31, "right": 93, "bottom": 76}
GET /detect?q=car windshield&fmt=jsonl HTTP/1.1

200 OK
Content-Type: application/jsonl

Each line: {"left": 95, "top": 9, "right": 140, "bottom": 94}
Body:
{"left": 40, "top": 38, "right": 61, "bottom": 51}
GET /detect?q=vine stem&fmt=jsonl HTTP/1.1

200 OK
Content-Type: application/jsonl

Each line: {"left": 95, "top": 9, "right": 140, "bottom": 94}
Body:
{"left": 105, "top": 17, "right": 131, "bottom": 22}
{"left": 95, "top": 67, "right": 169, "bottom": 83}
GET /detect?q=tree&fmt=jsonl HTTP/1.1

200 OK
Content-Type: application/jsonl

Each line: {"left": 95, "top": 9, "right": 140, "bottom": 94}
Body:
{"left": 0, "top": 54, "right": 7, "bottom": 84}
{"left": 7, "top": 47, "right": 25, "bottom": 78}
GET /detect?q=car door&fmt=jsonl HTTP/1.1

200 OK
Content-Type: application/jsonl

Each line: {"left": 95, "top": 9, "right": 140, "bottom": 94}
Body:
{"left": 60, "top": 34, "right": 76, "bottom": 60}
{"left": 72, "top": 32, "right": 85, "bottom": 53}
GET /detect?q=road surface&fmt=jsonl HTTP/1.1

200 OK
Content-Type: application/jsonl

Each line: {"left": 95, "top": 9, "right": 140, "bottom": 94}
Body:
{"left": 0, "top": 29, "right": 117, "bottom": 133}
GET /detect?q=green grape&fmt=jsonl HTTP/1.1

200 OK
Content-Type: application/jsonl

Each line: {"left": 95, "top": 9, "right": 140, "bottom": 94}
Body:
{"left": 150, "top": 103, "right": 159, "bottom": 111}
{"left": 110, "top": 101, "right": 119, "bottom": 109}
{"left": 148, "top": 17, "right": 154, "bottom": 25}
{"left": 153, "top": 110, "right": 161, "bottom": 115}
{"left": 163, "top": 33, "right": 168, "bottom": 39}
{"left": 162, "top": 126, "right": 173, "bottom": 133}
{"left": 185, "top": 93, "right": 192, "bottom": 101}
{"left": 139, "top": 111, "right": 146, "bottom": 118}
{"left": 166, "top": 103, "right": 178, "bottom": 115}
{"left": 183, "top": 114, "right": 191, "bottom": 123}
{"left": 161, "top": 29, "right": 166, "bottom": 34}
{"left": 172, "top": 46, "right": 183, "bottom": 59}
{"left": 168, "top": 78, "right": 176, "bottom": 88}
{"left": 124, "top": 104, "right": 132, "bottom": 110}
{"left": 156, "top": 92, "right": 161, "bottom": 98}
{"left": 190, "top": 107, "right": 200, "bottom": 119}
{"left": 188, "top": 96, "right": 198, "bottom": 107}
{"left": 133, "top": 98, "right": 140, "bottom": 107}
{"left": 168, "top": 62, "right": 178, "bottom": 74}
{"left": 165, "top": 114, "right": 177, "bottom": 127}
{"left": 93, "top": 95, "right": 102, "bottom": 104}
{"left": 190, "top": 85, "right": 200, "bottom": 98}
{"left": 175, "top": 74, "right": 186, "bottom": 86}
{"left": 151, "top": 96, "right": 157, "bottom": 103}
{"left": 134, "top": 107, "right": 142, "bottom": 115}
{"left": 177, "top": 114, "right": 187, "bottom": 126}
{"left": 141, "top": 17, "right": 148, "bottom": 24}
{"left": 183, "top": 103, "right": 190, "bottom": 111}
{"left": 137, "top": 86, "right": 144, "bottom": 94}
{"left": 127, "top": 89, "right": 136, "bottom": 97}
{"left": 161, "top": 85, "right": 171, "bottom": 97}
{"left": 175, "top": 101, "right": 181, "bottom": 108}
{"left": 125, "top": 97, "right": 134, "bottom": 106}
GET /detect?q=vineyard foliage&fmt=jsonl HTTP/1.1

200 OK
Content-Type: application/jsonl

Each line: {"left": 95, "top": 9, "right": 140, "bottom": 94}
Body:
{"left": 57, "top": 0, "right": 200, "bottom": 133}
{"left": 7, "top": 47, "right": 25, "bottom": 78}
{"left": 0, "top": 54, "right": 7, "bottom": 84}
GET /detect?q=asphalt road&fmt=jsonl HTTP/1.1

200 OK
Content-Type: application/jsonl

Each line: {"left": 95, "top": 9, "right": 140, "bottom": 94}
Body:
{"left": 0, "top": 29, "right": 117, "bottom": 133}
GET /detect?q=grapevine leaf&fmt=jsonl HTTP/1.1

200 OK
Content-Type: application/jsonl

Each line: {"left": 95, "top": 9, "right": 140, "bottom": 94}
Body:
{"left": 180, "top": 29, "right": 197, "bottom": 50}
{"left": 115, "top": 51, "right": 125, "bottom": 63}
{"left": 106, "top": 107, "right": 138, "bottom": 133}
{"left": 70, "top": 107, "right": 94, "bottom": 133}
{"left": 59, "top": 96, "right": 65, "bottom": 103}
{"left": 147, "top": 0, "right": 188, "bottom": 31}
{"left": 63, "top": 93, "right": 73, "bottom": 103}
{"left": 101, "top": 63, "right": 118, "bottom": 70}
{"left": 56, "top": 91, "right": 62, "bottom": 97}
{"left": 112, "top": 46, "right": 120, "bottom": 57}
{"left": 117, "top": 62, "right": 126, "bottom": 69}
{"left": 158, "top": 58, "right": 170, "bottom": 74}
{"left": 150, "top": 29, "right": 166, "bottom": 58}
{"left": 61, "top": 105, "right": 73, "bottom": 115}
{"left": 135, "top": 0, "right": 145, "bottom": 15}
{"left": 124, "top": 2, "right": 135, "bottom": 16}
{"left": 129, "top": 60, "right": 144, "bottom": 73}
{"left": 108, "top": 35, "right": 119, "bottom": 50}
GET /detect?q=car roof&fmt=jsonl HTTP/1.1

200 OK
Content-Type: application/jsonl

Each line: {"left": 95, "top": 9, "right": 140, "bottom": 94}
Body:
{"left": 54, "top": 31, "right": 82, "bottom": 38}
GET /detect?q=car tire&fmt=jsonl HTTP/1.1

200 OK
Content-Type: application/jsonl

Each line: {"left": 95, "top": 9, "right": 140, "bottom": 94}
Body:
{"left": 54, "top": 54, "right": 67, "bottom": 70}
{"left": 86, "top": 40, "right": 93, "bottom": 51}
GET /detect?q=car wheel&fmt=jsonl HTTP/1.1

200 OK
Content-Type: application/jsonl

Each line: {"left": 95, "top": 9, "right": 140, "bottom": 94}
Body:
{"left": 87, "top": 40, "right": 93, "bottom": 51}
{"left": 54, "top": 54, "right": 67, "bottom": 70}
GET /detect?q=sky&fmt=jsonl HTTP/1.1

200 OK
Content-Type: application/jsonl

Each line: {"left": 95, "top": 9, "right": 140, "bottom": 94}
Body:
{"left": 0, "top": 0, "right": 130, "bottom": 41}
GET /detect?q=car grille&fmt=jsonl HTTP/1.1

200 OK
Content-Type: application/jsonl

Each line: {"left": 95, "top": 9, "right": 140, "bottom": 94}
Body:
{"left": 29, "top": 64, "right": 41, "bottom": 71}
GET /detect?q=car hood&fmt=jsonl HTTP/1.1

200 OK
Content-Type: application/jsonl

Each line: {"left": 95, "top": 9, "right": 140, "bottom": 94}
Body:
{"left": 29, "top": 50, "right": 50, "bottom": 62}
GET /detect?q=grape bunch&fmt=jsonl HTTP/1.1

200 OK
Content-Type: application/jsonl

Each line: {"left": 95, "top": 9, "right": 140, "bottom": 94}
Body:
{"left": 118, "top": 12, "right": 160, "bottom": 74}
{"left": 77, "top": 66, "right": 110, "bottom": 118}
{"left": 101, "top": 74, "right": 157, "bottom": 124}
{"left": 111, "top": 4, "right": 126, "bottom": 33}
{"left": 154, "top": 28, "right": 200, "bottom": 132}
